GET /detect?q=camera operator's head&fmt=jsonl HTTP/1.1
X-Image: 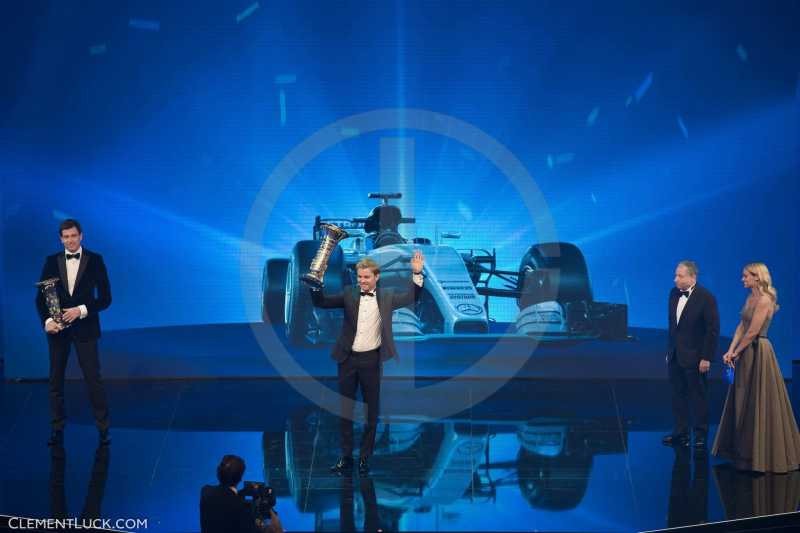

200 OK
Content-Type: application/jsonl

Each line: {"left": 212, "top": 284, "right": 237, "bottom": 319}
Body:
{"left": 216, "top": 455, "right": 246, "bottom": 489}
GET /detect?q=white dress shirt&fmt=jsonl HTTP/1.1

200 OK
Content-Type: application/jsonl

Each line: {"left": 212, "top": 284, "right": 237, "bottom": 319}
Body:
{"left": 675, "top": 284, "right": 695, "bottom": 325}
{"left": 44, "top": 247, "right": 88, "bottom": 329}
{"left": 351, "top": 273, "right": 423, "bottom": 352}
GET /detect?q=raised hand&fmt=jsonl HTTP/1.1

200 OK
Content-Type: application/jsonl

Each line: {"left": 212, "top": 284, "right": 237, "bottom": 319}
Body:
{"left": 410, "top": 250, "right": 425, "bottom": 274}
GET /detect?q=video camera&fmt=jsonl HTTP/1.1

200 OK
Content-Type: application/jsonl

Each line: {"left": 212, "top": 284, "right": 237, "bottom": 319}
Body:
{"left": 240, "top": 481, "right": 277, "bottom": 520}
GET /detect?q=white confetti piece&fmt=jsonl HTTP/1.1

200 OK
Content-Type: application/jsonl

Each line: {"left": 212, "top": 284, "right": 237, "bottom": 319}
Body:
{"left": 236, "top": 2, "right": 260, "bottom": 23}
{"left": 736, "top": 44, "right": 748, "bottom": 62}
{"left": 634, "top": 72, "right": 653, "bottom": 103}
{"left": 279, "top": 89, "right": 286, "bottom": 126}
{"left": 677, "top": 116, "right": 689, "bottom": 139}
{"left": 586, "top": 106, "right": 600, "bottom": 127}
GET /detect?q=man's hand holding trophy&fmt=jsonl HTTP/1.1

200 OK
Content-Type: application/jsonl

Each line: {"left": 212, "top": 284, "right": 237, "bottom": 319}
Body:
{"left": 36, "top": 277, "right": 71, "bottom": 334}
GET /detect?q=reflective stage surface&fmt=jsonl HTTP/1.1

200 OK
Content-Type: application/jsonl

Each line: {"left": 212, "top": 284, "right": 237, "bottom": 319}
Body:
{"left": 2, "top": 378, "right": 799, "bottom": 532}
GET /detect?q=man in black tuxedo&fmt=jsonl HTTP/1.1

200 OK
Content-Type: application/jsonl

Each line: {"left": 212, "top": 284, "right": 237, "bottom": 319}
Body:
{"left": 664, "top": 260, "right": 719, "bottom": 449}
{"left": 36, "top": 219, "right": 112, "bottom": 447}
{"left": 310, "top": 251, "right": 424, "bottom": 475}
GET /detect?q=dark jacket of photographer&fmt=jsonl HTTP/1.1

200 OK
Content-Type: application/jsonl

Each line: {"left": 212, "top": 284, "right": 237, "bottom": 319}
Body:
{"left": 200, "top": 484, "right": 260, "bottom": 533}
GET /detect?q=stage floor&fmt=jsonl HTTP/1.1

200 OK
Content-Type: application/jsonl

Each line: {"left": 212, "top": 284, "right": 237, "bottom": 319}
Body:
{"left": 54, "top": 323, "right": 726, "bottom": 380}
{"left": 2, "top": 377, "right": 799, "bottom": 533}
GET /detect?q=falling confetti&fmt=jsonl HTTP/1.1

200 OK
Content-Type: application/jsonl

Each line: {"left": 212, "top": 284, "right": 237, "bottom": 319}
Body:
{"left": 634, "top": 72, "right": 653, "bottom": 103}
{"left": 736, "top": 44, "right": 748, "bottom": 62}
{"left": 274, "top": 74, "right": 297, "bottom": 85}
{"left": 89, "top": 44, "right": 107, "bottom": 56}
{"left": 236, "top": 2, "right": 260, "bottom": 23}
{"left": 129, "top": 19, "right": 160, "bottom": 31}
{"left": 586, "top": 106, "right": 600, "bottom": 127}
{"left": 677, "top": 116, "right": 689, "bottom": 139}
{"left": 591, "top": 193, "right": 597, "bottom": 204}
{"left": 279, "top": 89, "right": 286, "bottom": 126}
{"left": 457, "top": 202, "right": 473, "bottom": 221}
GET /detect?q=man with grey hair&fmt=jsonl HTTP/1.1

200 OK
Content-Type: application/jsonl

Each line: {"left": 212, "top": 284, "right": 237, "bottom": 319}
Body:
{"left": 664, "top": 260, "right": 719, "bottom": 449}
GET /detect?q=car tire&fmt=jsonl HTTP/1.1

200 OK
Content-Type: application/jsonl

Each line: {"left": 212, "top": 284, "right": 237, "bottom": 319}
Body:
{"left": 263, "top": 258, "right": 289, "bottom": 325}
{"left": 285, "top": 240, "right": 344, "bottom": 345}
{"left": 517, "top": 242, "right": 592, "bottom": 309}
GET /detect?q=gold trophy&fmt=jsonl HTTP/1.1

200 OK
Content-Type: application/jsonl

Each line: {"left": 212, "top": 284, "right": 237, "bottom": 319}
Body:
{"left": 36, "top": 277, "right": 71, "bottom": 329}
{"left": 302, "top": 223, "right": 349, "bottom": 289}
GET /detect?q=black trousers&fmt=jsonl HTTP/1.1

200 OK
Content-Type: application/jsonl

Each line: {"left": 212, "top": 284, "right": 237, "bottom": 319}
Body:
{"left": 337, "top": 348, "right": 381, "bottom": 458}
{"left": 50, "top": 444, "right": 110, "bottom": 520}
{"left": 339, "top": 476, "right": 379, "bottom": 532}
{"left": 668, "top": 355, "right": 708, "bottom": 438}
{"left": 667, "top": 446, "right": 708, "bottom": 527}
{"left": 48, "top": 334, "right": 110, "bottom": 432}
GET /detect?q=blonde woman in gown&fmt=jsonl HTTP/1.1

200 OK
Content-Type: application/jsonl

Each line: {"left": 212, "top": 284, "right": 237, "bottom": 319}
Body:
{"left": 712, "top": 263, "right": 800, "bottom": 473}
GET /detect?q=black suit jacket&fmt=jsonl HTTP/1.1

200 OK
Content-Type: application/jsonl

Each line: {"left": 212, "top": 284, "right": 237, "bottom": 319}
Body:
{"left": 310, "top": 281, "right": 421, "bottom": 363}
{"left": 200, "top": 485, "right": 259, "bottom": 533}
{"left": 36, "top": 249, "right": 112, "bottom": 341}
{"left": 667, "top": 284, "right": 720, "bottom": 368}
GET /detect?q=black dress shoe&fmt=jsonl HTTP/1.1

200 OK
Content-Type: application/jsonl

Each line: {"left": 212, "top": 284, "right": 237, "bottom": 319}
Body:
{"left": 662, "top": 433, "right": 689, "bottom": 447}
{"left": 358, "top": 456, "right": 370, "bottom": 476}
{"left": 98, "top": 429, "right": 111, "bottom": 446}
{"left": 47, "top": 430, "right": 64, "bottom": 447}
{"left": 693, "top": 436, "right": 707, "bottom": 449}
{"left": 330, "top": 456, "right": 353, "bottom": 475}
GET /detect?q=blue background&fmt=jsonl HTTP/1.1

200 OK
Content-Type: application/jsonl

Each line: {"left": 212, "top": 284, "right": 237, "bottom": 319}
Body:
{"left": 2, "top": 0, "right": 798, "bottom": 378}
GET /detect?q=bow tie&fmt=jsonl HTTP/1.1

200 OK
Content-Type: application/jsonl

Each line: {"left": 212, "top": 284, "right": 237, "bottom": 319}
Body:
{"left": 66, "top": 253, "right": 81, "bottom": 260}
{"left": 679, "top": 290, "right": 690, "bottom": 298}
{"left": 360, "top": 291, "right": 375, "bottom": 297}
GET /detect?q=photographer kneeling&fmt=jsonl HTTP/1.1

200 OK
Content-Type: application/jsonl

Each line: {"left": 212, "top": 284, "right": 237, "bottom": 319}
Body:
{"left": 200, "top": 454, "right": 283, "bottom": 533}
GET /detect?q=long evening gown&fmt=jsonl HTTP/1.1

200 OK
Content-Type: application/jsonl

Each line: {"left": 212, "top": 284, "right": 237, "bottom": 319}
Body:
{"left": 712, "top": 303, "right": 800, "bottom": 473}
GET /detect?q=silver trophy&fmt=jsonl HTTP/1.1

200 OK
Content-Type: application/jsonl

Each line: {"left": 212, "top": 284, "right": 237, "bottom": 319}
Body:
{"left": 36, "top": 277, "right": 71, "bottom": 329}
{"left": 302, "top": 223, "right": 349, "bottom": 289}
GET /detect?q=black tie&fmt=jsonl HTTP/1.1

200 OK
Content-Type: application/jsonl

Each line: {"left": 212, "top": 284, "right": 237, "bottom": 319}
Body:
{"left": 360, "top": 291, "right": 375, "bottom": 297}
{"left": 679, "top": 290, "right": 690, "bottom": 298}
{"left": 66, "top": 253, "right": 81, "bottom": 260}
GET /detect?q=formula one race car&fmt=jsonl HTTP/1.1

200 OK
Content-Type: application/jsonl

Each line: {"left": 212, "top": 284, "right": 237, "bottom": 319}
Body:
{"left": 262, "top": 193, "right": 627, "bottom": 345}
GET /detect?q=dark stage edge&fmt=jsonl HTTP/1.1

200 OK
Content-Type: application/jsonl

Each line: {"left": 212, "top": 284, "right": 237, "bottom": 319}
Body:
{"left": 641, "top": 511, "right": 800, "bottom": 532}
{"left": 38, "top": 324, "right": 731, "bottom": 381}
{"left": 2, "top": 377, "right": 800, "bottom": 533}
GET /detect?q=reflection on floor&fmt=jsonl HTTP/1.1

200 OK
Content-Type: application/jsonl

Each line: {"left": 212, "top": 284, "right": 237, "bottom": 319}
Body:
{"left": 1, "top": 378, "right": 799, "bottom": 532}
